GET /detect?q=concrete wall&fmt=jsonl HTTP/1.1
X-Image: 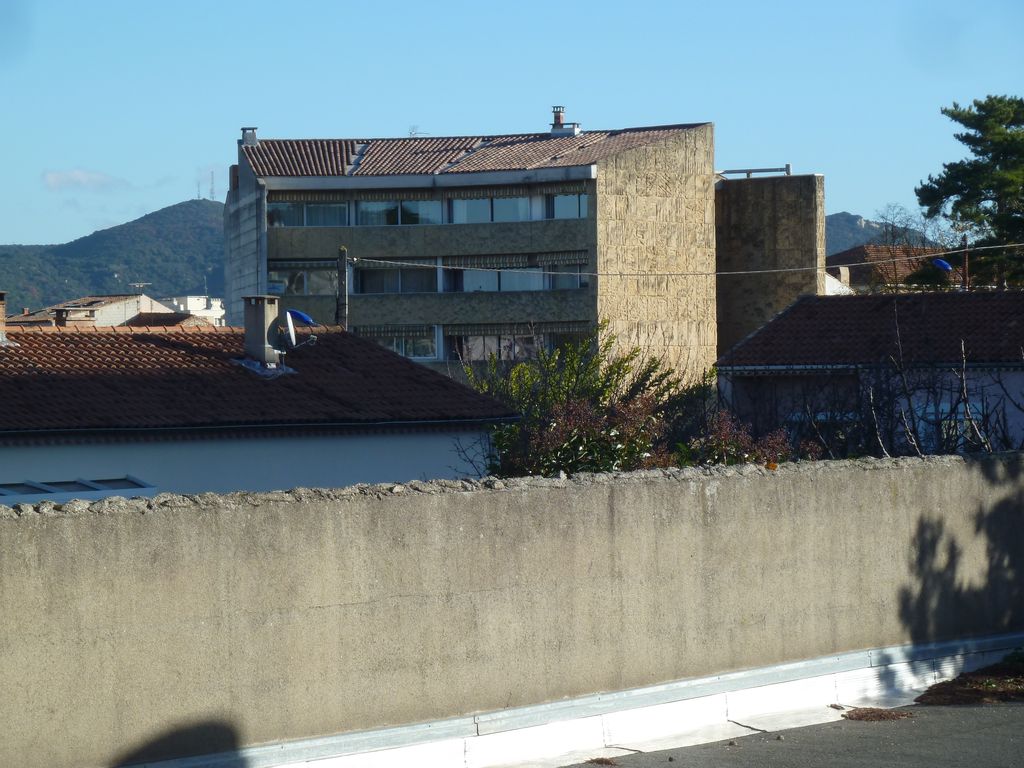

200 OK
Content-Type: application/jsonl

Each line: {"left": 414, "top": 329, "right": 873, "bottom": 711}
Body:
{"left": 715, "top": 174, "right": 826, "bottom": 356}
{"left": 224, "top": 161, "right": 265, "bottom": 325}
{"left": 595, "top": 124, "right": 717, "bottom": 379}
{"left": 3, "top": 455, "right": 1021, "bottom": 767}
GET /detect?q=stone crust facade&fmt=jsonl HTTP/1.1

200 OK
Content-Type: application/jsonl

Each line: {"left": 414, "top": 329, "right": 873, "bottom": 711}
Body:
{"left": 715, "top": 174, "right": 826, "bottom": 355}
{"left": 596, "top": 124, "right": 717, "bottom": 375}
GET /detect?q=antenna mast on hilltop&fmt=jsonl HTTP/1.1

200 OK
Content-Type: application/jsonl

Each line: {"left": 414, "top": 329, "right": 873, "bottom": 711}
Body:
{"left": 196, "top": 180, "right": 201, "bottom": 199}
{"left": 209, "top": 171, "right": 215, "bottom": 201}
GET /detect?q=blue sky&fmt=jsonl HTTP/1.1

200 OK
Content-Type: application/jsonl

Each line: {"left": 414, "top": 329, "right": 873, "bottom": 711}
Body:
{"left": 2, "top": 0, "right": 1022, "bottom": 244}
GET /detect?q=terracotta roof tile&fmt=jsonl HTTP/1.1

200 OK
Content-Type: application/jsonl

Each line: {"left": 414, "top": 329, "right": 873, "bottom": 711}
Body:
{"left": 0, "top": 327, "right": 515, "bottom": 434}
{"left": 826, "top": 245, "right": 946, "bottom": 284}
{"left": 243, "top": 124, "right": 707, "bottom": 177}
{"left": 717, "top": 292, "right": 1024, "bottom": 369}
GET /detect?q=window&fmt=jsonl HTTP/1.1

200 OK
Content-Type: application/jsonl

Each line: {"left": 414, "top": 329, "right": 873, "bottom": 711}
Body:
{"left": 267, "top": 202, "right": 303, "bottom": 227}
{"left": 305, "top": 203, "right": 349, "bottom": 226}
{"left": 268, "top": 264, "right": 339, "bottom": 296}
{"left": 400, "top": 200, "right": 443, "bottom": 225}
{"left": 356, "top": 269, "right": 400, "bottom": 294}
{"left": 462, "top": 269, "right": 499, "bottom": 292}
{"left": 447, "top": 267, "right": 543, "bottom": 292}
{"left": 357, "top": 201, "right": 400, "bottom": 226}
{"left": 373, "top": 330, "right": 438, "bottom": 359}
{"left": 450, "top": 198, "right": 492, "bottom": 224}
{"left": 492, "top": 197, "right": 530, "bottom": 222}
{"left": 499, "top": 268, "right": 544, "bottom": 291}
{"left": 546, "top": 264, "right": 587, "bottom": 289}
{"left": 354, "top": 264, "right": 437, "bottom": 294}
{"left": 546, "top": 193, "right": 589, "bottom": 219}
{"left": 446, "top": 334, "right": 545, "bottom": 361}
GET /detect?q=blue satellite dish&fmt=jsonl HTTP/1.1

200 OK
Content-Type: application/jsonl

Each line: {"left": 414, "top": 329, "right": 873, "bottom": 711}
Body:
{"left": 286, "top": 309, "right": 316, "bottom": 326}
{"left": 933, "top": 258, "right": 953, "bottom": 272}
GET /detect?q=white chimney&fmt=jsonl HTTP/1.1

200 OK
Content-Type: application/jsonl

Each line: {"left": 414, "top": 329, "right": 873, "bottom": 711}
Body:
{"left": 240, "top": 126, "right": 259, "bottom": 146}
{"left": 243, "top": 295, "right": 282, "bottom": 366}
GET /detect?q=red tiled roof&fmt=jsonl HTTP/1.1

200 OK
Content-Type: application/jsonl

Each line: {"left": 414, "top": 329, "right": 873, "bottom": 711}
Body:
{"left": 826, "top": 245, "right": 945, "bottom": 284}
{"left": 717, "top": 292, "right": 1024, "bottom": 369}
{"left": 242, "top": 124, "right": 707, "bottom": 177}
{"left": 0, "top": 326, "right": 515, "bottom": 434}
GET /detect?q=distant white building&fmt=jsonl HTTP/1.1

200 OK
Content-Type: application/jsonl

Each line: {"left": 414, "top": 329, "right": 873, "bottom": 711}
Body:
{"left": 164, "top": 295, "right": 226, "bottom": 326}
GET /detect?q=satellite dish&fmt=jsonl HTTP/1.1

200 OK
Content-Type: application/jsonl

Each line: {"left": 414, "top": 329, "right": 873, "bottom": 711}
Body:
{"left": 284, "top": 310, "right": 297, "bottom": 348}
{"left": 287, "top": 309, "right": 316, "bottom": 326}
{"left": 933, "top": 258, "right": 953, "bottom": 272}
{"left": 284, "top": 308, "right": 318, "bottom": 350}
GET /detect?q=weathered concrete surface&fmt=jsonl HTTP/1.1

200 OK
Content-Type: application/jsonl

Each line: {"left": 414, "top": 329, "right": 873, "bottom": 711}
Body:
{"left": 716, "top": 174, "right": 826, "bottom": 356}
{"left": 1, "top": 456, "right": 1021, "bottom": 767}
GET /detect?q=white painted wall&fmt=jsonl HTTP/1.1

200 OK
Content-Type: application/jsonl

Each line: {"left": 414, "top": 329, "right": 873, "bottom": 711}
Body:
{"left": 0, "top": 429, "right": 490, "bottom": 502}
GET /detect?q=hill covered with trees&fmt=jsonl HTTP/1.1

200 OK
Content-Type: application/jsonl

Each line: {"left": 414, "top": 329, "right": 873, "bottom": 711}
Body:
{"left": 0, "top": 199, "right": 224, "bottom": 313}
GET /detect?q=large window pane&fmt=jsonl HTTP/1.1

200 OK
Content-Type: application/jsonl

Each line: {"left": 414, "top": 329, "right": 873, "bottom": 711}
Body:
{"left": 357, "top": 201, "right": 400, "bottom": 226}
{"left": 514, "top": 335, "right": 540, "bottom": 360}
{"left": 358, "top": 269, "right": 400, "bottom": 293}
{"left": 401, "top": 200, "right": 443, "bottom": 225}
{"left": 268, "top": 202, "right": 303, "bottom": 227}
{"left": 305, "top": 203, "right": 348, "bottom": 226}
{"left": 547, "top": 194, "right": 583, "bottom": 219}
{"left": 400, "top": 266, "right": 437, "bottom": 293}
{"left": 500, "top": 268, "right": 543, "bottom": 291}
{"left": 450, "top": 198, "right": 491, "bottom": 224}
{"left": 548, "top": 264, "right": 582, "bottom": 289}
{"left": 407, "top": 336, "right": 437, "bottom": 359}
{"left": 306, "top": 269, "right": 339, "bottom": 295}
{"left": 492, "top": 197, "right": 530, "bottom": 222}
{"left": 267, "top": 269, "right": 306, "bottom": 296}
{"left": 579, "top": 193, "right": 589, "bottom": 218}
{"left": 463, "top": 269, "right": 499, "bottom": 291}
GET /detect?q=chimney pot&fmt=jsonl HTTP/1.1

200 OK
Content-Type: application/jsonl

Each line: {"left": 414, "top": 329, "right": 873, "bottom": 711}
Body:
{"left": 241, "top": 127, "right": 259, "bottom": 147}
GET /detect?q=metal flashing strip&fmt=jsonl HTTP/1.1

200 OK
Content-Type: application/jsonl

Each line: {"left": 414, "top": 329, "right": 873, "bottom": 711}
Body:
{"left": 126, "top": 632, "right": 1024, "bottom": 768}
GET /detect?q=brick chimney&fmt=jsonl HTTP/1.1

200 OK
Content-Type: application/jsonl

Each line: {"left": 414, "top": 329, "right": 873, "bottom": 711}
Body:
{"left": 243, "top": 295, "right": 282, "bottom": 366}
{"left": 550, "top": 106, "right": 581, "bottom": 137}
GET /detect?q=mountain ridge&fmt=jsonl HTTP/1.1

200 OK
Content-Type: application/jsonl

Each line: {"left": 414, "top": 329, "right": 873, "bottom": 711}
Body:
{"left": 2, "top": 200, "right": 898, "bottom": 315}
{"left": 0, "top": 199, "right": 224, "bottom": 313}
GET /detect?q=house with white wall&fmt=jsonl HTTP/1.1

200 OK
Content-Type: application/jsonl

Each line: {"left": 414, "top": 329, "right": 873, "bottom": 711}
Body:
{"left": 0, "top": 291, "right": 514, "bottom": 505}
{"left": 717, "top": 291, "right": 1024, "bottom": 456}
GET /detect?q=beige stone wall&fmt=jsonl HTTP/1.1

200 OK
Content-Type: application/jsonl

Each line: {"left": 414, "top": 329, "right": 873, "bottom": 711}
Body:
{"left": 715, "top": 174, "right": 826, "bottom": 355}
{"left": 3, "top": 455, "right": 1020, "bottom": 767}
{"left": 595, "top": 124, "right": 717, "bottom": 380}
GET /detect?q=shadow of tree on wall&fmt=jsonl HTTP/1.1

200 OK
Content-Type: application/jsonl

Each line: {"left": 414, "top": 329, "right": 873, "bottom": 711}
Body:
{"left": 869, "top": 456, "right": 1024, "bottom": 693}
{"left": 110, "top": 720, "right": 248, "bottom": 768}
{"left": 898, "top": 456, "right": 1023, "bottom": 644}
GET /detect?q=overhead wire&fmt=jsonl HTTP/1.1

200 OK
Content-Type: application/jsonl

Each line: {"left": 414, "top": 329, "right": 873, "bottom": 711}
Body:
{"left": 347, "top": 242, "right": 1024, "bottom": 279}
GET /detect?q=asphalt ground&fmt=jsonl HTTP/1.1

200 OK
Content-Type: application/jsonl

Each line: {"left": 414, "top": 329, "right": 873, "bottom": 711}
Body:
{"left": 566, "top": 703, "right": 1024, "bottom": 768}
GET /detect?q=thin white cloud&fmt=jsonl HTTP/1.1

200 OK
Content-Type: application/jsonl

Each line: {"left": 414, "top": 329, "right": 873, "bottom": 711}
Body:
{"left": 42, "top": 169, "right": 131, "bottom": 192}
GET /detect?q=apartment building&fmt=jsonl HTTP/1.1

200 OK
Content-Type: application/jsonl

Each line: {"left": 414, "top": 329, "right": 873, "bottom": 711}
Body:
{"left": 225, "top": 108, "right": 824, "bottom": 377}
